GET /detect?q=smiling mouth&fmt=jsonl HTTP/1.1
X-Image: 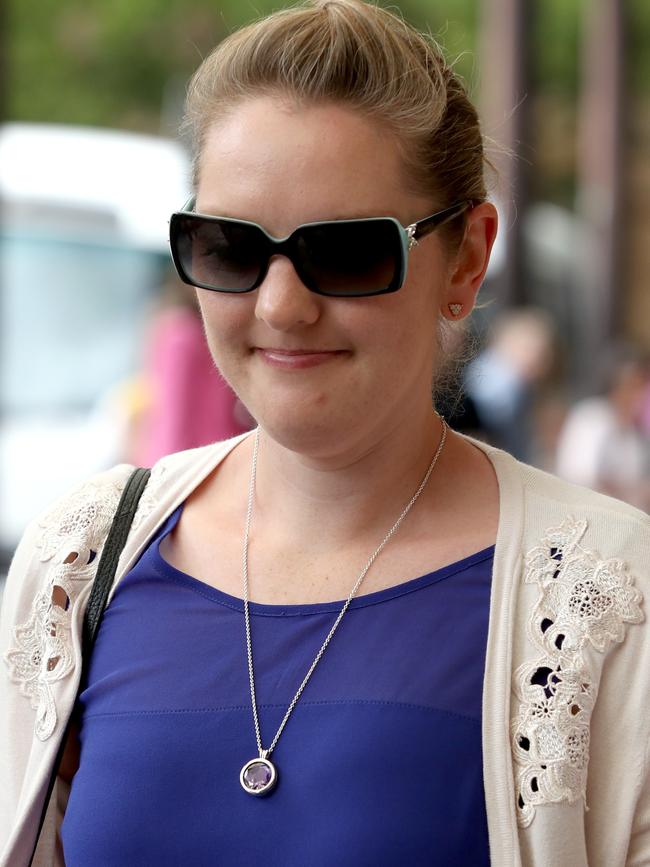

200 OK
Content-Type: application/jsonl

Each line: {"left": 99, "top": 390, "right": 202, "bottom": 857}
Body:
{"left": 255, "top": 348, "right": 348, "bottom": 369}
{"left": 258, "top": 348, "right": 342, "bottom": 355}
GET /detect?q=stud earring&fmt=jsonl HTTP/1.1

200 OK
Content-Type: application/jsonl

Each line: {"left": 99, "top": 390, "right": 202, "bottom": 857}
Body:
{"left": 448, "top": 303, "right": 463, "bottom": 317}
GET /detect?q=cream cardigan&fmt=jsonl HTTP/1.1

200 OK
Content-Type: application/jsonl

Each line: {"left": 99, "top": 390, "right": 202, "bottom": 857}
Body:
{"left": 1, "top": 432, "right": 649, "bottom": 866}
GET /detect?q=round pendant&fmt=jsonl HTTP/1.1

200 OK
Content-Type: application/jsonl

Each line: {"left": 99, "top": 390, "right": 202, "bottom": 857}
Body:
{"left": 240, "top": 757, "right": 277, "bottom": 796}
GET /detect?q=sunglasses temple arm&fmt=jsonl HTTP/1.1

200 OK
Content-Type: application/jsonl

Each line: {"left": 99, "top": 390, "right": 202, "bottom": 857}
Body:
{"left": 410, "top": 200, "right": 475, "bottom": 243}
{"left": 181, "top": 194, "right": 196, "bottom": 212}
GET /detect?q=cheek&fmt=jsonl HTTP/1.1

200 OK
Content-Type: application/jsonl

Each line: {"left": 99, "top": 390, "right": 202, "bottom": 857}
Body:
{"left": 379, "top": 270, "right": 441, "bottom": 348}
{"left": 195, "top": 293, "right": 254, "bottom": 387}
{"left": 196, "top": 293, "right": 250, "bottom": 348}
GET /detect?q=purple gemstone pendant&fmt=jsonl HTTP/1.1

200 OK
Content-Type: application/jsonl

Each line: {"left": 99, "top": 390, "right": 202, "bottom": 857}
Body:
{"left": 240, "top": 757, "right": 277, "bottom": 796}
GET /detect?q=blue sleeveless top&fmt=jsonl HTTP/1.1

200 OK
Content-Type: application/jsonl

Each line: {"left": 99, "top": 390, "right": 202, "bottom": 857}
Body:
{"left": 62, "top": 505, "right": 494, "bottom": 866}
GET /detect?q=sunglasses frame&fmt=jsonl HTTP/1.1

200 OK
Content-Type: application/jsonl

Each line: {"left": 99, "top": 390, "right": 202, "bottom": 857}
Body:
{"left": 169, "top": 196, "right": 475, "bottom": 298}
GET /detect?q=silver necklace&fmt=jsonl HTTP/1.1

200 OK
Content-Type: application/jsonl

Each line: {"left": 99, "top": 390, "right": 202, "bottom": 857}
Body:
{"left": 239, "top": 417, "right": 448, "bottom": 796}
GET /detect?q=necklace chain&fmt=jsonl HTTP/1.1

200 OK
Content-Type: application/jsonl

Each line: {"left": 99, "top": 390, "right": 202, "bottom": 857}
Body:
{"left": 242, "top": 417, "right": 448, "bottom": 759}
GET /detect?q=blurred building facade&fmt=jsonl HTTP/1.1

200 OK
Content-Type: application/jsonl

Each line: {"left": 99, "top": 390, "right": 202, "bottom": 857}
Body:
{"left": 479, "top": 0, "right": 648, "bottom": 398}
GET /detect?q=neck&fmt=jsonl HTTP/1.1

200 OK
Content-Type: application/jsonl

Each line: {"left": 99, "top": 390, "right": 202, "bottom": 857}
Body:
{"left": 251, "top": 408, "right": 448, "bottom": 549}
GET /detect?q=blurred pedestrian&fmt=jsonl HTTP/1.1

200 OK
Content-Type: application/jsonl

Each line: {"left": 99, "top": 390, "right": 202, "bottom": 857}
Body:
{"left": 463, "top": 307, "right": 556, "bottom": 460}
{"left": 555, "top": 344, "right": 650, "bottom": 510}
{"left": 129, "top": 274, "right": 254, "bottom": 467}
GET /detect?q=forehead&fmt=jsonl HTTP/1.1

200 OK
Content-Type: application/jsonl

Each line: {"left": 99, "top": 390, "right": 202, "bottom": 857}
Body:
{"left": 196, "top": 97, "right": 421, "bottom": 231}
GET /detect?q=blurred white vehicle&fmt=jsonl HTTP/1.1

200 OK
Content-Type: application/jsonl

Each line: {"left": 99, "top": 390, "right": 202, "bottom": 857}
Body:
{"left": 0, "top": 123, "right": 190, "bottom": 562}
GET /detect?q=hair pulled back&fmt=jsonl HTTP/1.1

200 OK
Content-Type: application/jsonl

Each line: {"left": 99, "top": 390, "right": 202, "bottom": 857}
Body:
{"left": 183, "top": 0, "right": 487, "bottom": 216}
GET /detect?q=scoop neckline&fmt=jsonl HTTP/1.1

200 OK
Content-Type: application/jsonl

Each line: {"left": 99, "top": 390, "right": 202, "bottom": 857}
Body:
{"left": 152, "top": 504, "right": 495, "bottom": 617}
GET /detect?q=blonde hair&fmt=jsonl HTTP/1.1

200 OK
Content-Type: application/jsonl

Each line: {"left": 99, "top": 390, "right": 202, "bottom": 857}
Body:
{"left": 183, "top": 0, "right": 487, "bottom": 221}
{"left": 182, "top": 0, "right": 490, "bottom": 409}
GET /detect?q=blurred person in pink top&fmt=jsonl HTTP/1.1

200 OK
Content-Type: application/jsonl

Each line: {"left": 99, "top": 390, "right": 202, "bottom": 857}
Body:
{"left": 131, "top": 275, "right": 254, "bottom": 466}
{"left": 555, "top": 344, "right": 650, "bottom": 510}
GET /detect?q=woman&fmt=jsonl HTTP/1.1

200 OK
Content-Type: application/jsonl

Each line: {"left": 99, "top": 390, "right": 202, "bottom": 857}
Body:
{"left": 1, "top": 2, "right": 648, "bottom": 865}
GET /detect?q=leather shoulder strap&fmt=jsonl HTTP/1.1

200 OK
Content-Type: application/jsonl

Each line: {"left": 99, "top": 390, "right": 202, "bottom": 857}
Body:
{"left": 28, "top": 466, "right": 151, "bottom": 867}
{"left": 82, "top": 466, "right": 151, "bottom": 654}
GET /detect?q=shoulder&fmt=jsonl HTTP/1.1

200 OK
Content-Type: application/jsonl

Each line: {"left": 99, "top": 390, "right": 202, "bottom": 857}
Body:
{"left": 0, "top": 464, "right": 135, "bottom": 643}
{"left": 0, "top": 436, "right": 246, "bottom": 715}
{"left": 510, "top": 456, "right": 648, "bottom": 641}
{"left": 482, "top": 439, "right": 649, "bottom": 550}
{"left": 519, "top": 455, "right": 647, "bottom": 521}
{"left": 6, "top": 463, "right": 136, "bottom": 565}
{"left": 498, "top": 449, "right": 649, "bottom": 635}
{"left": 516, "top": 455, "right": 650, "bottom": 583}
{"left": 478, "top": 440, "right": 649, "bottom": 656}
{"left": 12, "top": 433, "right": 248, "bottom": 560}
{"left": 1, "top": 435, "right": 246, "bottom": 626}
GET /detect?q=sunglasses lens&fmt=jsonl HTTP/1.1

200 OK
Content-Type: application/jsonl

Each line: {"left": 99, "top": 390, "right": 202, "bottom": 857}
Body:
{"left": 171, "top": 213, "right": 405, "bottom": 296}
{"left": 296, "top": 219, "right": 402, "bottom": 296}
{"left": 173, "top": 215, "right": 265, "bottom": 292}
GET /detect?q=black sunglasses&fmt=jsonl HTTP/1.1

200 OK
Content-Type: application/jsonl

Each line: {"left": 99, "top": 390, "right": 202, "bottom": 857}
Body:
{"left": 169, "top": 197, "right": 474, "bottom": 298}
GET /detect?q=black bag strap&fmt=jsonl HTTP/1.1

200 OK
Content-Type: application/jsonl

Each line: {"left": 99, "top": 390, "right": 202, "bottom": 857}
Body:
{"left": 82, "top": 467, "right": 151, "bottom": 654}
{"left": 28, "top": 467, "right": 151, "bottom": 866}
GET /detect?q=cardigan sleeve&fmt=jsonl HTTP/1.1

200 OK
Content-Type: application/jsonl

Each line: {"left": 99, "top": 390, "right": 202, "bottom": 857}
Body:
{"left": 507, "top": 460, "right": 650, "bottom": 867}
{"left": 627, "top": 739, "right": 650, "bottom": 866}
{"left": 0, "top": 516, "right": 56, "bottom": 865}
{"left": 0, "top": 465, "right": 133, "bottom": 867}
{"left": 565, "top": 510, "right": 650, "bottom": 867}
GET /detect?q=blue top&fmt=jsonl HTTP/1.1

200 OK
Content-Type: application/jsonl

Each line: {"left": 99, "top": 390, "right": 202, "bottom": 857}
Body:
{"left": 62, "top": 505, "right": 494, "bottom": 866}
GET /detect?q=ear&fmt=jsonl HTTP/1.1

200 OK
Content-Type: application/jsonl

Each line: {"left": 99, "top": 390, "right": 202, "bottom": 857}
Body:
{"left": 442, "top": 202, "right": 498, "bottom": 319}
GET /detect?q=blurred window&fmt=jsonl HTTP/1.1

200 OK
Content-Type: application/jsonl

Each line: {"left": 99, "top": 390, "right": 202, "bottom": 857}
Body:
{"left": 1, "top": 221, "right": 167, "bottom": 413}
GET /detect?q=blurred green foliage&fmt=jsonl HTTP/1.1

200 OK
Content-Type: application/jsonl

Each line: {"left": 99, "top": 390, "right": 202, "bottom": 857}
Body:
{"left": 5, "top": 0, "right": 648, "bottom": 210}
{"left": 7, "top": 0, "right": 648, "bottom": 131}
{"left": 7, "top": 0, "right": 478, "bottom": 130}
{"left": 8, "top": 0, "right": 648, "bottom": 128}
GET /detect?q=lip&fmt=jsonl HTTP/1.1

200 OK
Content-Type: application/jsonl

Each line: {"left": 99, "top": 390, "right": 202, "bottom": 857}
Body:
{"left": 255, "top": 348, "right": 348, "bottom": 369}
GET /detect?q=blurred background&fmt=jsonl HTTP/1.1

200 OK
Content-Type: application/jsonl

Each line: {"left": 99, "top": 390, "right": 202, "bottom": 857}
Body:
{"left": 1, "top": 0, "right": 649, "bottom": 575}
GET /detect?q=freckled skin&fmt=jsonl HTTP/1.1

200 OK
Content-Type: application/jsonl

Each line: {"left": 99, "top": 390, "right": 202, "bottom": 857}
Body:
{"left": 195, "top": 98, "right": 449, "bottom": 457}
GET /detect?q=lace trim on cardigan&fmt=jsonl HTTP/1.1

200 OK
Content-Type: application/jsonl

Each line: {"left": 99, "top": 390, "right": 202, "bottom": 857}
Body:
{"left": 3, "top": 465, "right": 163, "bottom": 741}
{"left": 512, "top": 516, "right": 644, "bottom": 827}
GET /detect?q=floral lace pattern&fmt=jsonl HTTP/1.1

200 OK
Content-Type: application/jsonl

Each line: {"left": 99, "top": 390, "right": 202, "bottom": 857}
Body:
{"left": 4, "top": 475, "right": 127, "bottom": 740}
{"left": 512, "top": 516, "right": 644, "bottom": 827}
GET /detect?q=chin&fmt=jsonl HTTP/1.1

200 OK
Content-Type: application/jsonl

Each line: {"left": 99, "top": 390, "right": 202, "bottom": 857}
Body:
{"left": 252, "top": 401, "right": 361, "bottom": 458}
{"left": 260, "top": 412, "right": 338, "bottom": 452}
{"left": 223, "top": 362, "right": 377, "bottom": 456}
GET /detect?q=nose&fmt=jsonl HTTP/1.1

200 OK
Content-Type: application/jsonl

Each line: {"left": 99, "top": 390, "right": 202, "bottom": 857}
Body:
{"left": 254, "top": 255, "right": 321, "bottom": 331}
